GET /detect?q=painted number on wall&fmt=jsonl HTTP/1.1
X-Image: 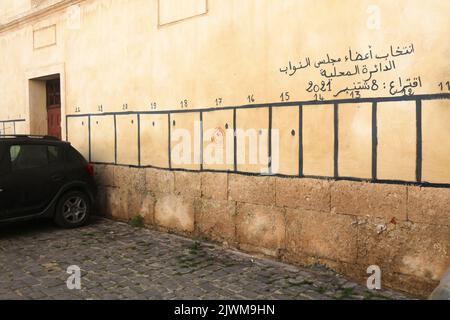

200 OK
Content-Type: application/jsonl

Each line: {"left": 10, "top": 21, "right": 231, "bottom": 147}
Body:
{"left": 280, "top": 92, "right": 290, "bottom": 102}
{"left": 180, "top": 100, "right": 188, "bottom": 109}
{"left": 438, "top": 81, "right": 450, "bottom": 91}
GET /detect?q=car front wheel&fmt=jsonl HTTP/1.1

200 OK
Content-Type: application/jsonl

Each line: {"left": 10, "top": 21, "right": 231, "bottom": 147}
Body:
{"left": 54, "top": 191, "right": 90, "bottom": 228}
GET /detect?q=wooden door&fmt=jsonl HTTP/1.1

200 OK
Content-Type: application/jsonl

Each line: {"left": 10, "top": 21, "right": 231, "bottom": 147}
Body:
{"left": 46, "top": 79, "right": 61, "bottom": 140}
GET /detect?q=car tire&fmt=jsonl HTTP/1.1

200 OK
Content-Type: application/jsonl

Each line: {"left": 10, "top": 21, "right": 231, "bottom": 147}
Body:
{"left": 54, "top": 190, "right": 91, "bottom": 228}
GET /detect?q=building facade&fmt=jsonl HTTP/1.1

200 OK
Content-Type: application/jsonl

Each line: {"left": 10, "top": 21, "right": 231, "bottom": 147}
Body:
{"left": 1, "top": 0, "right": 449, "bottom": 296}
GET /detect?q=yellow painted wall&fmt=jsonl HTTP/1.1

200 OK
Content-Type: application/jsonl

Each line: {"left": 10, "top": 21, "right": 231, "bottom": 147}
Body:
{"left": 91, "top": 115, "right": 115, "bottom": 164}
{"left": 202, "top": 109, "right": 234, "bottom": 171}
{"left": 422, "top": 100, "right": 450, "bottom": 183}
{"left": 141, "top": 114, "right": 169, "bottom": 168}
{"left": 302, "top": 104, "right": 334, "bottom": 177}
{"left": 377, "top": 101, "right": 416, "bottom": 181}
{"left": 339, "top": 103, "right": 373, "bottom": 179}
{"left": 0, "top": 0, "right": 449, "bottom": 183}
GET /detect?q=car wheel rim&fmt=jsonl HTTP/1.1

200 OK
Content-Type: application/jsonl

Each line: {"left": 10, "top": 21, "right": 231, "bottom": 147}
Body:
{"left": 63, "top": 196, "right": 87, "bottom": 224}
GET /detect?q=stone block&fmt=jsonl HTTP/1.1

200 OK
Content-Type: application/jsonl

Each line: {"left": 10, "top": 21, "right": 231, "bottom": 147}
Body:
{"left": 407, "top": 186, "right": 450, "bottom": 226}
{"left": 285, "top": 208, "right": 358, "bottom": 263}
{"left": 236, "top": 203, "right": 285, "bottom": 256}
{"left": 138, "top": 194, "right": 155, "bottom": 225}
{"left": 196, "top": 199, "right": 236, "bottom": 244}
{"left": 201, "top": 172, "right": 228, "bottom": 200}
{"left": 331, "top": 181, "right": 407, "bottom": 221}
{"left": 276, "top": 178, "right": 331, "bottom": 212}
{"left": 154, "top": 194, "right": 195, "bottom": 233}
{"left": 174, "top": 171, "right": 201, "bottom": 197}
{"left": 357, "top": 218, "right": 450, "bottom": 282}
{"left": 228, "top": 174, "right": 275, "bottom": 206}
{"left": 106, "top": 187, "right": 131, "bottom": 221}
{"left": 367, "top": 183, "right": 407, "bottom": 221}
{"left": 113, "top": 166, "right": 146, "bottom": 192}
{"left": 145, "top": 168, "right": 174, "bottom": 194}
{"left": 331, "top": 180, "right": 370, "bottom": 216}
{"left": 93, "top": 164, "right": 114, "bottom": 187}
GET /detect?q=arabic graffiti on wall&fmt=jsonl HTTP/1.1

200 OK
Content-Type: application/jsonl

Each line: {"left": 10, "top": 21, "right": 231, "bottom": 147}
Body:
{"left": 279, "top": 43, "right": 426, "bottom": 100}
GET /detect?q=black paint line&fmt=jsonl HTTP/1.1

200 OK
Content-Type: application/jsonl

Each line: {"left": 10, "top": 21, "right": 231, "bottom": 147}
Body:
{"left": 88, "top": 115, "right": 92, "bottom": 163}
{"left": 372, "top": 102, "right": 378, "bottom": 180}
{"left": 89, "top": 161, "right": 450, "bottom": 189}
{"left": 65, "top": 93, "right": 450, "bottom": 119}
{"left": 13, "top": 121, "right": 16, "bottom": 135}
{"left": 0, "top": 119, "right": 26, "bottom": 123}
{"left": 200, "top": 111, "right": 204, "bottom": 171}
{"left": 114, "top": 114, "right": 117, "bottom": 165}
{"left": 65, "top": 115, "right": 69, "bottom": 142}
{"left": 137, "top": 114, "right": 141, "bottom": 167}
{"left": 333, "top": 103, "right": 339, "bottom": 178}
{"left": 268, "top": 106, "right": 273, "bottom": 175}
{"left": 416, "top": 99, "right": 423, "bottom": 183}
{"left": 168, "top": 113, "right": 172, "bottom": 170}
{"left": 233, "top": 108, "right": 237, "bottom": 173}
{"left": 298, "top": 105, "right": 303, "bottom": 177}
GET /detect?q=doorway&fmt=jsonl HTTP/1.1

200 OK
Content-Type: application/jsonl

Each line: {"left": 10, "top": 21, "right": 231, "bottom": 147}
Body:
{"left": 27, "top": 64, "right": 66, "bottom": 140}
{"left": 46, "top": 78, "right": 61, "bottom": 139}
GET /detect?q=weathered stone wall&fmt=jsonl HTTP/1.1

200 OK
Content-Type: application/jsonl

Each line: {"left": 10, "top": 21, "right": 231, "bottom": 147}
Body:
{"left": 94, "top": 164, "right": 450, "bottom": 297}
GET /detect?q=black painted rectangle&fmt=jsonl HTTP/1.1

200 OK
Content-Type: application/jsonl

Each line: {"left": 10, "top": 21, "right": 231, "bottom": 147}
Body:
{"left": 268, "top": 106, "right": 273, "bottom": 175}
{"left": 299, "top": 105, "right": 303, "bottom": 177}
{"left": 416, "top": 99, "right": 422, "bottom": 183}
{"left": 372, "top": 102, "right": 378, "bottom": 180}
{"left": 334, "top": 103, "right": 339, "bottom": 178}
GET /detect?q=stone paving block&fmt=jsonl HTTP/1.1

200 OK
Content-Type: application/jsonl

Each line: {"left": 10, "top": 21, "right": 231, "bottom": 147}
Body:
{"left": 0, "top": 218, "right": 412, "bottom": 300}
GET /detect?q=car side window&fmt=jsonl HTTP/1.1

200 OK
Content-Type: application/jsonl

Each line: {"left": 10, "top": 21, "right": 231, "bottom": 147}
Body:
{"left": 9, "top": 145, "right": 54, "bottom": 171}
{"left": 48, "top": 145, "right": 63, "bottom": 164}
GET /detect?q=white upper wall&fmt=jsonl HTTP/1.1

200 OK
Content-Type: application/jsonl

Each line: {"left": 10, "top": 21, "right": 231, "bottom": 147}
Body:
{"left": 0, "top": 0, "right": 30, "bottom": 23}
{"left": 0, "top": 0, "right": 64, "bottom": 24}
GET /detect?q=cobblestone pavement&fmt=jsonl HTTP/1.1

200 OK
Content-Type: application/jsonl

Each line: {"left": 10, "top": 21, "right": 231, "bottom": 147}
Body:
{"left": 0, "top": 217, "right": 411, "bottom": 300}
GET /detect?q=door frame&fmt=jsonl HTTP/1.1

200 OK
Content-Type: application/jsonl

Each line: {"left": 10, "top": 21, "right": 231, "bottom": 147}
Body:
{"left": 25, "top": 63, "right": 66, "bottom": 140}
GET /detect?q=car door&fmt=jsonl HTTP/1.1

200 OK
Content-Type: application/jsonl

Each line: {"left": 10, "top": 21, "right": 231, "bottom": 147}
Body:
{"left": 1, "top": 143, "right": 67, "bottom": 219}
{"left": 0, "top": 144, "right": 15, "bottom": 218}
